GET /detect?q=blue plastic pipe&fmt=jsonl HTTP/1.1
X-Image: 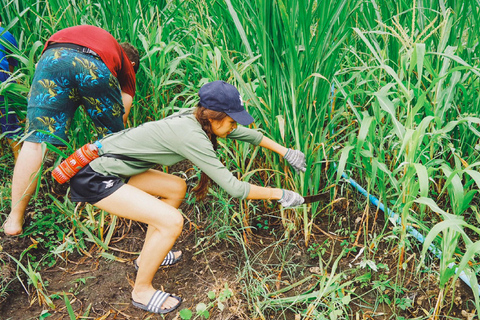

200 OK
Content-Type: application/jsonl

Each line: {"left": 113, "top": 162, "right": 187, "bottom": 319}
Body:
{"left": 330, "top": 83, "right": 480, "bottom": 294}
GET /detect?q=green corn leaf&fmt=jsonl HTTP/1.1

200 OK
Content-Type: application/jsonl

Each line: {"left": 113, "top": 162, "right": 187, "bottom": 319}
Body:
{"left": 103, "top": 215, "right": 117, "bottom": 247}
{"left": 356, "top": 112, "right": 374, "bottom": 155}
{"left": 415, "top": 197, "right": 449, "bottom": 217}
{"left": 440, "top": 164, "right": 464, "bottom": 215}
{"left": 336, "top": 145, "right": 353, "bottom": 183}
{"left": 465, "top": 169, "right": 480, "bottom": 190}
{"left": 413, "top": 163, "right": 429, "bottom": 198}
{"left": 374, "top": 85, "right": 405, "bottom": 139}
{"left": 415, "top": 43, "right": 425, "bottom": 88}
{"left": 455, "top": 241, "right": 480, "bottom": 311}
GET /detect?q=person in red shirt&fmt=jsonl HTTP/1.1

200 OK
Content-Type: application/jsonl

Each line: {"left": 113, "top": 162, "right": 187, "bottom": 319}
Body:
{"left": 4, "top": 25, "right": 140, "bottom": 236}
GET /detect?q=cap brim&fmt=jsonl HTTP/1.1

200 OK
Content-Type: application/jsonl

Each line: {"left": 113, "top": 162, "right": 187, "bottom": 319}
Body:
{"left": 228, "top": 110, "right": 254, "bottom": 126}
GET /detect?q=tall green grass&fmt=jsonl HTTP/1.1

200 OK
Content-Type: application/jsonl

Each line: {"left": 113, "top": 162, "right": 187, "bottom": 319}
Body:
{"left": 195, "top": 0, "right": 359, "bottom": 243}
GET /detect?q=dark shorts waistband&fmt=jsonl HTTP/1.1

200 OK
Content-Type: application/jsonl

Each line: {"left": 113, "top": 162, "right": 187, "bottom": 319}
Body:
{"left": 46, "top": 42, "right": 99, "bottom": 58}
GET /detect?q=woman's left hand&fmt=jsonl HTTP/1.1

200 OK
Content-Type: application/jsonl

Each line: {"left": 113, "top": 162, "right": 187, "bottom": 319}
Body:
{"left": 278, "top": 190, "right": 304, "bottom": 207}
{"left": 284, "top": 149, "right": 306, "bottom": 172}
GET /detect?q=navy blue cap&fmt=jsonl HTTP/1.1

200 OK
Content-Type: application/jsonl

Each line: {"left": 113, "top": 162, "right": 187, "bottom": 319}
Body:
{"left": 198, "top": 81, "right": 254, "bottom": 126}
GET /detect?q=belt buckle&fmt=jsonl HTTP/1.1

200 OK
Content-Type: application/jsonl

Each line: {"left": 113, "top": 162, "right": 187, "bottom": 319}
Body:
{"left": 81, "top": 47, "right": 97, "bottom": 57}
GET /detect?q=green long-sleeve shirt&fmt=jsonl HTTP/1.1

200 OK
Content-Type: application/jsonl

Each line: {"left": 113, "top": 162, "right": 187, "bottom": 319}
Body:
{"left": 89, "top": 109, "right": 263, "bottom": 199}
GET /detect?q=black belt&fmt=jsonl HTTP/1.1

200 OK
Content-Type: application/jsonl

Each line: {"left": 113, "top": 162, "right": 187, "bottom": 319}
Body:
{"left": 46, "top": 42, "right": 99, "bottom": 58}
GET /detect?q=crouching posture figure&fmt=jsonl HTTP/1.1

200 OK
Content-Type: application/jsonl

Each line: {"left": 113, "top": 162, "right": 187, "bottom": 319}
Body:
{"left": 69, "top": 81, "right": 306, "bottom": 314}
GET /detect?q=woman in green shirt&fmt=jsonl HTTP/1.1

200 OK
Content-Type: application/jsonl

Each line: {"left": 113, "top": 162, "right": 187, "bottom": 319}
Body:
{"left": 69, "top": 81, "right": 306, "bottom": 314}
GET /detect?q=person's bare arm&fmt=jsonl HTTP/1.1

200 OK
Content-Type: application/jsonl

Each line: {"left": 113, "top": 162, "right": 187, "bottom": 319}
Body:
{"left": 258, "top": 136, "right": 288, "bottom": 157}
{"left": 246, "top": 185, "right": 283, "bottom": 200}
{"left": 121, "top": 91, "right": 133, "bottom": 126}
{"left": 246, "top": 185, "right": 304, "bottom": 207}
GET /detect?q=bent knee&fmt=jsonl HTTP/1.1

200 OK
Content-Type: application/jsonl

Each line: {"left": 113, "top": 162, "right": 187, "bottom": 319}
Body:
{"left": 172, "top": 176, "right": 187, "bottom": 198}
{"left": 163, "top": 209, "right": 184, "bottom": 236}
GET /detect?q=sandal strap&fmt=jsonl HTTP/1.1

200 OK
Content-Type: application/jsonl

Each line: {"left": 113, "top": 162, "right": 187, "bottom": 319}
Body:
{"left": 134, "top": 250, "right": 181, "bottom": 270}
{"left": 147, "top": 290, "right": 170, "bottom": 313}
{"left": 161, "top": 250, "right": 175, "bottom": 266}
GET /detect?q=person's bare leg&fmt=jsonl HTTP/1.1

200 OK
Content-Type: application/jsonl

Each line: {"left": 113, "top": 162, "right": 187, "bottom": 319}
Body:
{"left": 4, "top": 141, "right": 43, "bottom": 235}
{"left": 7, "top": 138, "right": 21, "bottom": 163}
{"left": 127, "top": 169, "right": 186, "bottom": 264}
{"left": 95, "top": 184, "right": 183, "bottom": 310}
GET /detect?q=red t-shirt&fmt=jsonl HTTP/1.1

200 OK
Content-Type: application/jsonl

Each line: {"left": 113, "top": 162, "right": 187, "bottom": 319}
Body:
{"left": 44, "top": 25, "right": 136, "bottom": 97}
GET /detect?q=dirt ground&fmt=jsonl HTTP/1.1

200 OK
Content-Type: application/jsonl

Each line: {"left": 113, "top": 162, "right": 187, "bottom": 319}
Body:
{"left": 0, "top": 216, "right": 254, "bottom": 320}
{"left": 0, "top": 184, "right": 478, "bottom": 320}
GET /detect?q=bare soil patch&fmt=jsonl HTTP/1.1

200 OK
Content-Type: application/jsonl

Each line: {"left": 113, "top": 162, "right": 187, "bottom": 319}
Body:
{"left": 1, "top": 217, "right": 249, "bottom": 320}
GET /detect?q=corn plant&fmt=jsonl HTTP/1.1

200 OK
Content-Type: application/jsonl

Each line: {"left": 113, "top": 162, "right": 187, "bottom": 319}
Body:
{"left": 333, "top": 0, "right": 480, "bottom": 314}
{"left": 419, "top": 197, "right": 480, "bottom": 317}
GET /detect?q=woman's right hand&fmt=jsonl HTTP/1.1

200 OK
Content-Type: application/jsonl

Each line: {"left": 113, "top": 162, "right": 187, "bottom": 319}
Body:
{"left": 278, "top": 190, "right": 304, "bottom": 208}
{"left": 284, "top": 149, "right": 306, "bottom": 172}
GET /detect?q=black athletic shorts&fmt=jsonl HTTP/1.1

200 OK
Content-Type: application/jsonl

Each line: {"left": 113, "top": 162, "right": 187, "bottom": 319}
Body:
{"left": 70, "top": 164, "right": 124, "bottom": 204}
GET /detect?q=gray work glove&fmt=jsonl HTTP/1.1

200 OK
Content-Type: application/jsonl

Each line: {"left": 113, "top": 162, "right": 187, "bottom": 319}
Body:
{"left": 278, "top": 190, "right": 305, "bottom": 208}
{"left": 284, "top": 149, "right": 306, "bottom": 172}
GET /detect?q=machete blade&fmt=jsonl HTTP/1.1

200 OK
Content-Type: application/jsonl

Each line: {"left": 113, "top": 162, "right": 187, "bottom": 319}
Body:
{"left": 303, "top": 192, "right": 328, "bottom": 204}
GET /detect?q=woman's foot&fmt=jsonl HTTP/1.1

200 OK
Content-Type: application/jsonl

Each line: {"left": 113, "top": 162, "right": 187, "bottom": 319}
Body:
{"left": 3, "top": 214, "right": 23, "bottom": 236}
{"left": 132, "top": 288, "right": 181, "bottom": 314}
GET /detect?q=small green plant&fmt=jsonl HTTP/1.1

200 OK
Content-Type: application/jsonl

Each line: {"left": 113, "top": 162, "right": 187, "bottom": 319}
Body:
{"left": 179, "top": 308, "right": 193, "bottom": 319}
{"left": 395, "top": 296, "right": 413, "bottom": 311}
{"left": 4, "top": 249, "right": 54, "bottom": 308}
{"left": 179, "top": 284, "right": 233, "bottom": 319}
{"left": 255, "top": 216, "right": 269, "bottom": 231}
{"left": 68, "top": 276, "right": 96, "bottom": 295}
{"left": 38, "top": 310, "right": 52, "bottom": 320}
{"left": 419, "top": 199, "right": 480, "bottom": 316}
{"left": 72, "top": 276, "right": 95, "bottom": 285}
{"left": 356, "top": 272, "right": 372, "bottom": 289}
{"left": 372, "top": 276, "right": 393, "bottom": 305}
{"left": 307, "top": 239, "right": 330, "bottom": 259}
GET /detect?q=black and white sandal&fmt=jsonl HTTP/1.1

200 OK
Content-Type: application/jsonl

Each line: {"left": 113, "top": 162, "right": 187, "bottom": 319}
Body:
{"left": 134, "top": 250, "right": 183, "bottom": 270}
{"left": 132, "top": 290, "right": 182, "bottom": 314}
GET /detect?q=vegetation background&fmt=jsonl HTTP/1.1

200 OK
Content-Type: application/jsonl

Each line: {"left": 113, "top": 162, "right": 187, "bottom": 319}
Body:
{"left": 1, "top": 0, "right": 480, "bottom": 319}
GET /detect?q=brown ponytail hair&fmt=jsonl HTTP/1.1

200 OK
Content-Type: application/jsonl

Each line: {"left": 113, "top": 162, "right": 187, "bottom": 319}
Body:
{"left": 192, "top": 105, "right": 228, "bottom": 200}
